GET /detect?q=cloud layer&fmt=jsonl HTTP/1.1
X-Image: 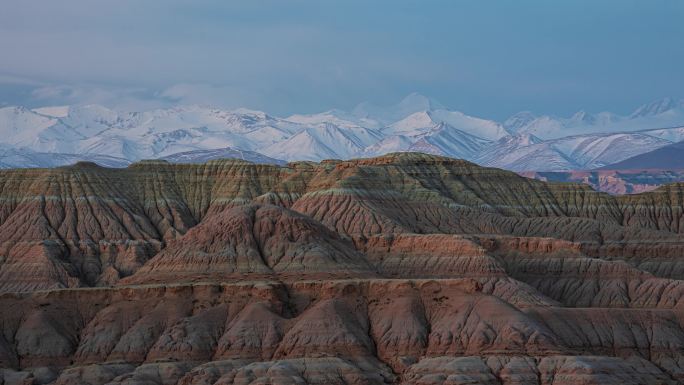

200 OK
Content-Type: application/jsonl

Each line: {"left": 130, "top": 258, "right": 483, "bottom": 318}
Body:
{"left": 1, "top": 0, "right": 683, "bottom": 118}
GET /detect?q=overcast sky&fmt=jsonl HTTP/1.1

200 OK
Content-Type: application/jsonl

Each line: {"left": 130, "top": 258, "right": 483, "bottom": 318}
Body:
{"left": 1, "top": 0, "right": 683, "bottom": 119}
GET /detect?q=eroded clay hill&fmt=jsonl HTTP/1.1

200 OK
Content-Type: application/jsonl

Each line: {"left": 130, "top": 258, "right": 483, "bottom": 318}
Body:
{"left": 1, "top": 153, "right": 684, "bottom": 384}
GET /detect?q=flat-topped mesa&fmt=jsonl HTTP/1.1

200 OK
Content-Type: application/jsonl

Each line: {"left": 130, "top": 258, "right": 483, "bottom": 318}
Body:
{"left": 339, "top": 152, "right": 480, "bottom": 167}
{"left": 125, "top": 159, "right": 172, "bottom": 168}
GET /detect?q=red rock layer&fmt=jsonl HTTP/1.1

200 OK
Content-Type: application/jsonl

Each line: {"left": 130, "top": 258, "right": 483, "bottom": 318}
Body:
{"left": 0, "top": 153, "right": 684, "bottom": 384}
{"left": 120, "top": 204, "right": 376, "bottom": 285}
{"left": 1, "top": 281, "right": 683, "bottom": 384}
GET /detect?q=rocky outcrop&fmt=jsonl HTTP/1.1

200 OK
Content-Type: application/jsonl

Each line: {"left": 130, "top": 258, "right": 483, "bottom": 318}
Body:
{"left": 403, "top": 355, "right": 678, "bottom": 385}
{"left": 2, "top": 280, "right": 684, "bottom": 383}
{"left": 1, "top": 153, "right": 684, "bottom": 384}
{"left": 121, "top": 204, "right": 376, "bottom": 285}
{"left": 362, "top": 234, "right": 505, "bottom": 278}
{"left": 2, "top": 153, "right": 684, "bottom": 291}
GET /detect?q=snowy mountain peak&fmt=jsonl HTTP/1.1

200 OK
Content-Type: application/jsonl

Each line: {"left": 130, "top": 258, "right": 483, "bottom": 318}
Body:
{"left": 229, "top": 107, "right": 271, "bottom": 119}
{"left": 32, "top": 106, "right": 70, "bottom": 118}
{"left": 431, "top": 121, "right": 450, "bottom": 132}
{"left": 352, "top": 93, "right": 445, "bottom": 123}
{"left": 630, "top": 97, "right": 682, "bottom": 118}
{"left": 386, "top": 111, "right": 436, "bottom": 136}
{"left": 504, "top": 111, "right": 537, "bottom": 132}
{"left": 496, "top": 132, "right": 543, "bottom": 146}
{"left": 405, "top": 121, "right": 490, "bottom": 159}
{"left": 0, "top": 105, "right": 30, "bottom": 115}
{"left": 0, "top": 96, "right": 683, "bottom": 171}
{"left": 397, "top": 92, "right": 444, "bottom": 113}
{"left": 285, "top": 109, "right": 381, "bottom": 130}
{"left": 569, "top": 110, "right": 596, "bottom": 125}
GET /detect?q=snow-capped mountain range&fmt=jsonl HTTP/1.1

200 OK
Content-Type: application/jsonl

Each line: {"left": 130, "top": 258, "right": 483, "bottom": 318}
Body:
{"left": 1, "top": 94, "right": 683, "bottom": 171}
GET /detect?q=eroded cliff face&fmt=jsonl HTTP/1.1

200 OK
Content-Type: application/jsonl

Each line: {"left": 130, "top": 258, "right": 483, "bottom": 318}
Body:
{"left": 1, "top": 153, "right": 684, "bottom": 385}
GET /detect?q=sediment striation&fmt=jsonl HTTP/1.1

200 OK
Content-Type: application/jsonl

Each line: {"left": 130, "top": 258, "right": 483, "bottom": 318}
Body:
{"left": 1, "top": 153, "right": 684, "bottom": 384}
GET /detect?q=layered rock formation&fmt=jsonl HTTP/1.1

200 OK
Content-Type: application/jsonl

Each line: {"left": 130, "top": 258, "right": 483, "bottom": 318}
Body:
{"left": 1, "top": 153, "right": 684, "bottom": 384}
{"left": 521, "top": 169, "right": 684, "bottom": 195}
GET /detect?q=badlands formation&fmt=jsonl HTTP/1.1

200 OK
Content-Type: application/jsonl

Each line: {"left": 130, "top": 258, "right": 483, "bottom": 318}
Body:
{"left": 1, "top": 153, "right": 684, "bottom": 384}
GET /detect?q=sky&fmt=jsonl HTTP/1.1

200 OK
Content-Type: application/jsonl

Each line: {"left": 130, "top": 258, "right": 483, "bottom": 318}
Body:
{"left": 0, "top": 0, "right": 683, "bottom": 119}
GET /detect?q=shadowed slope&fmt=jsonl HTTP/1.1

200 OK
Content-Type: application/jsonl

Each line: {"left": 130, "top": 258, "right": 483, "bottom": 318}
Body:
{"left": 122, "top": 204, "right": 376, "bottom": 285}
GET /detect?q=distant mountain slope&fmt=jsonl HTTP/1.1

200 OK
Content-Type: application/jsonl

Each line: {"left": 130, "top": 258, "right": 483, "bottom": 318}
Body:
{"left": 475, "top": 134, "right": 580, "bottom": 171}
{"left": 0, "top": 94, "right": 682, "bottom": 170}
{"left": 406, "top": 122, "right": 491, "bottom": 159}
{"left": 262, "top": 123, "right": 383, "bottom": 161}
{"left": 160, "top": 147, "right": 286, "bottom": 165}
{"left": 521, "top": 169, "right": 684, "bottom": 194}
{"left": 0, "top": 146, "right": 130, "bottom": 168}
{"left": 599, "top": 140, "right": 684, "bottom": 170}
{"left": 504, "top": 97, "right": 684, "bottom": 139}
{"left": 384, "top": 109, "right": 509, "bottom": 140}
{"left": 476, "top": 129, "right": 678, "bottom": 171}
